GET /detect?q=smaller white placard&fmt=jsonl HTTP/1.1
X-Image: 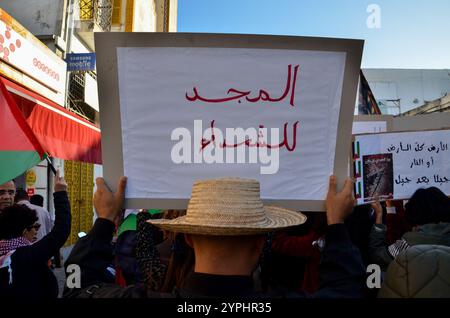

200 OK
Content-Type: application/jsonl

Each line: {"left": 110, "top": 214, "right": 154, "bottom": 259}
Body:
{"left": 353, "top": 129, "right": 450, "bottom": 204}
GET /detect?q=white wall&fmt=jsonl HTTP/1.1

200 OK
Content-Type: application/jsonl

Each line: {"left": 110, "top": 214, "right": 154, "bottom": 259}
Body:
{"left": 363, "top": 69, "right": 450, "bottom": 114}
{"left": 70, "top": 34, "right": 91, "bottom": 54}
{"left": 31, "top": 160, "right": 49, "bottom": 212}
{"left": 133, "top": 0, "right": 156, "bottom": 31}
{"left": 168, "top": 0, "right": 177, "bottom": 32}
{"left": 48, "top": 158, "right": 64, "bottom": 216}
{"left": 85, "top": 72, "right": 99, "bottom": 111}
{"left": 92, "top": 164, "right": 103, "bottom": 222}
{"left": 0, "top": 0, "right": 63, "bottom": 36}
{"left": 14, "top": 160, "right": 49, "bottom": 209}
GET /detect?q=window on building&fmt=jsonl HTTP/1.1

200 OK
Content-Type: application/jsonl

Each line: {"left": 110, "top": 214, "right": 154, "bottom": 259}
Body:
{"left": 68, "top": 72, "right": 97, "bottom": 123}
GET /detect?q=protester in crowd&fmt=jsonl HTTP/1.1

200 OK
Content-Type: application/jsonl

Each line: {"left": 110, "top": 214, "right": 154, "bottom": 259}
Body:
{"left": 134, "top": 211, "right": 167, "bottom": 290}
{"left": 106, "top": 207, "right": 191, "bottom": 290}
{"left": 64, "top": 175, "right": 365, "bottom": 298}
{"left": 30, "top": 194, "right": 55, "bottom": 227}
{"left": 369, "top": 187, "right": 450, "bottom": 271}
{"left": 0, "top": 171, "right": 71, "bottom": 298}
{"left": 156, "top": 210, "right": 187, "bottom": 266}
{"left": 135, "top": 209, "right": 194, "bottom": 293}
{"left": 15, "top": 189, "right": 52, "bottom": 242}
{"left": 345, "top": 204, "right": 375, "bottom": 266}
{"left": 115, "top": 209, "right": 165, "bottom": 286}
{"left": 114, "top": 224, "right": 140, "bottom": 287}
{"left": 114, "top": 210, "right": 143, "bottom": 287}
{"left": 0, "top": 180, "right": 15, "bottom": 212}
{"left": 269, "top": 212, "right": 326, "bottom": 293}
{"left": 378, "top": 245, "right": 450, "bottom": 298}
{"left": 382, "top": 200, "right": 412, "bottom": 244}
{"left": 30, "top": 194, "right": 44, "bottom": 207}
{"left": 0, "top": 205, "right": 39, "bottom": 242}
{"left": 28, "top": 194, "right": 60, "bottom": 266}
{"left": 158, "top": 232, "right": 194, "bottom": 293}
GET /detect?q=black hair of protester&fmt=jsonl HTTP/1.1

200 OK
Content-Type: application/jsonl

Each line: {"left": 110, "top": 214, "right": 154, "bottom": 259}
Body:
{"left": 0, "top": 204, "right": 38, "bottom": 239}
{"left": 405, "top": 187, "right": 450, "bottom": 225}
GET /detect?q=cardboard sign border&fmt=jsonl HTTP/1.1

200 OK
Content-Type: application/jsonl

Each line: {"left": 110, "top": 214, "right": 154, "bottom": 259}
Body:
{"left": 392, "top": 113, "right": 450, "bottom": 132}
{"left": 353, "top": 115, "right": 394, "bottom": 132}
{"left": 95, "top": 33, "right": 364, "bottom": 211}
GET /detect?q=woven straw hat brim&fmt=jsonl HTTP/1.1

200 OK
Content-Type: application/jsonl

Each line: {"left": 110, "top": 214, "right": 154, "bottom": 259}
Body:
{"left": 148, "top": 206, "right": 307, "bottom": 236}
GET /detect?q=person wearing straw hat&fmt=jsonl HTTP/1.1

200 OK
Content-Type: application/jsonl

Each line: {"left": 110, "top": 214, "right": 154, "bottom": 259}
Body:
{"left": 64, "top": 176, "right": 365, "bottom": 298}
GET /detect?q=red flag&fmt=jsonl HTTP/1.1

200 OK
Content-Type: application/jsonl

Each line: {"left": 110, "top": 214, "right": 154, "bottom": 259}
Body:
{"left": 0, "top": 79, "right": 46, "bottom": 184}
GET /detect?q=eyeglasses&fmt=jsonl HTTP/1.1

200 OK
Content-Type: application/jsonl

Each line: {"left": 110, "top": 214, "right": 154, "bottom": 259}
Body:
{"left": 27, "top": 223, "right": 41, "bottom": 231}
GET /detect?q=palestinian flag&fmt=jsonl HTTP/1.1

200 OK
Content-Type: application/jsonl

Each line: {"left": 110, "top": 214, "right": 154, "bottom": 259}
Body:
{"left": 0, "top": 79, "right": 46, "bottom": 184}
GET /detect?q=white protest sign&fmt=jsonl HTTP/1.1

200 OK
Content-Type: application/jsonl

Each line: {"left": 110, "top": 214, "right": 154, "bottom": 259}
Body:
{"left": 353, "top": 129, "right": 450, "bottom": 204}
{"left": 96, "top": 34, "right": 363, "bottom": 210}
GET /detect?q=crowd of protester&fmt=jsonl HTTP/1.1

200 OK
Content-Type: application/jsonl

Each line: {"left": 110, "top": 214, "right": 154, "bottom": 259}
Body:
{"left": 0, "top": 172, "right": 449, "bottom": 298}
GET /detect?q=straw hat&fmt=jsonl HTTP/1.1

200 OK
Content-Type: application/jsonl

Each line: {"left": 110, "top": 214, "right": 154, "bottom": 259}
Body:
{"left": 148, "top": 178, "right": 307, "bottom": 236}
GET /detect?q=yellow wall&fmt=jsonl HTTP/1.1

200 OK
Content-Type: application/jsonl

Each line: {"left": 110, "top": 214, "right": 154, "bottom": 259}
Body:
{"left": 112, "top": 0, "right": 123, "bottom": 25}
{"left": 125, "top": 0, "right": 134, "bottom": 31}
{"left": 64, "top": 160, "right": 94, "bottom": 246}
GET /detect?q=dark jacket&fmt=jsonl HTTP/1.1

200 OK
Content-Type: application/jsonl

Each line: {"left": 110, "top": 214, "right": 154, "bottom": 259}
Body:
{"left": 64, "top": 218, "right": 365, "bottom": 298}
{"left": 270, "top": 230, "right": 321, "bottom": 293}
{"left": 0, "top": 191, "right": 71, "bottom": 298}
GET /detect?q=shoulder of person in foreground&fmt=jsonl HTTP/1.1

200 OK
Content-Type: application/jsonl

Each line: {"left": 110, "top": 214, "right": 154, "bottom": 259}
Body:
{"left": 64, "top": 281, "right": 174, "bottom": 298}
{"left": 378, "top": 244, "right": 450, "bottom": 298}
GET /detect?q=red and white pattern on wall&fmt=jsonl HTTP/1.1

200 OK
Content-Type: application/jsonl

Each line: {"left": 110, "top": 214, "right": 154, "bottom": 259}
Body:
{"left": 0, "top": 25, "right": 19, "bottom": 62}
{"left": 0, "top": 19, "right": 66, "bottom": 93}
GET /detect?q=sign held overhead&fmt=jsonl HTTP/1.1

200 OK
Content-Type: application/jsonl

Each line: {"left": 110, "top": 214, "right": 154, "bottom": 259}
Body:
{"left": 353, "top": 129, "right": 450, "bottom": 204}
{"left": 95, "top": 33, "right": 363, "bottom": 211}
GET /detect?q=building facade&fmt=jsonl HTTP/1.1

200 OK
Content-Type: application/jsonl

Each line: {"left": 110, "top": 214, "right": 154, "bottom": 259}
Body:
{"left": 0, "top": 0, "right": 178, "bottom": 244}
{"left": 362, "top": 68, "right": 450, "bottom": 115}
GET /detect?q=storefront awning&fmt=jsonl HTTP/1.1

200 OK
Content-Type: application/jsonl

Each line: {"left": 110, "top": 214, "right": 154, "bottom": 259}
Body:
{"left": 1, "top": 77, "right": 102, "bottom": 164}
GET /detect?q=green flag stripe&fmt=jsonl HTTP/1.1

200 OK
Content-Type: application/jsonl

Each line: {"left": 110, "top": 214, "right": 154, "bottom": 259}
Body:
{"left": 0, "top": 151, "right": 42, "bottom": 184}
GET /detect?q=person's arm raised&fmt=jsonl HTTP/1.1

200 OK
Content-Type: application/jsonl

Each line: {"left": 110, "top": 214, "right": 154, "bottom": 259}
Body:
{"left": 94, "top": 176, "right": 127, "bottom": 223}
{"left": 25, "top": 170, "right": 71, "bottom": 264}
{"left": 64, "top": 177, "right": 127, "bottom": 290}
{"left": 371, "top": 200, "right": 383, "bottom": 225}
{"left": 315, "top": 176, "right": 365, "bottom": 298}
